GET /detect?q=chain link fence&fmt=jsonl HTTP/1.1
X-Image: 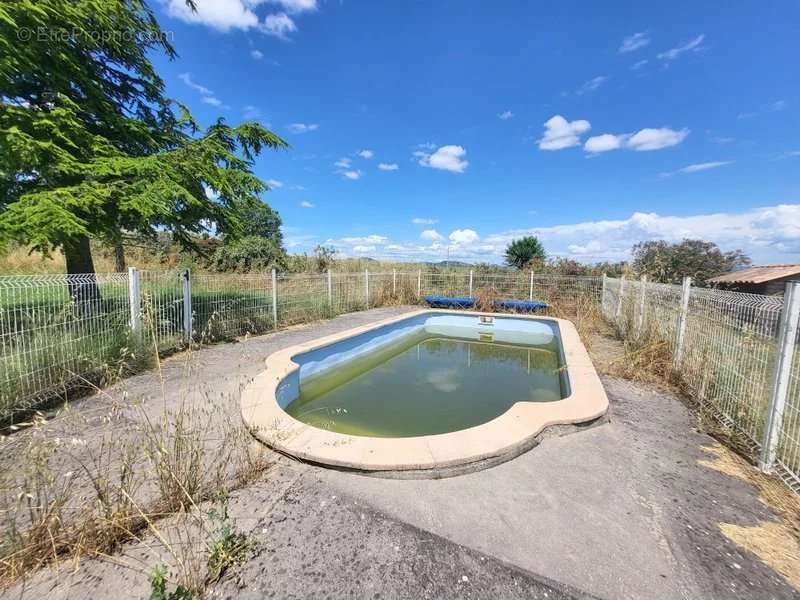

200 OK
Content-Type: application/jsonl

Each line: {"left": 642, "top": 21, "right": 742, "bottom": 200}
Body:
{"left": 602, "top": 275, "right": 800, "bottom": 492}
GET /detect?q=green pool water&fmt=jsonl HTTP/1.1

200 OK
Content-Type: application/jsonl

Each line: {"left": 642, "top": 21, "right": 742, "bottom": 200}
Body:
{"left": 285, "top": 333, "right": 567, "bottom": 437}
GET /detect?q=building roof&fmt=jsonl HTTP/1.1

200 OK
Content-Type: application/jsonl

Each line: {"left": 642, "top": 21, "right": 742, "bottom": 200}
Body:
{"left": 708, "top": 264, "right": 800, "bottom": 284}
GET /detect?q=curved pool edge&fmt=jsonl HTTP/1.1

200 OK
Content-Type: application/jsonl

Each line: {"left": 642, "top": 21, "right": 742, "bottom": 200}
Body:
{"left": 241, "top": 309, "right": 609, "bottom": 474}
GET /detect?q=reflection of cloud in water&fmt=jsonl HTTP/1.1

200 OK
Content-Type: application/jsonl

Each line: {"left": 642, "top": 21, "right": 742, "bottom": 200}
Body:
{"left": 426, "top": 368, "right": 461, "bottom": 393}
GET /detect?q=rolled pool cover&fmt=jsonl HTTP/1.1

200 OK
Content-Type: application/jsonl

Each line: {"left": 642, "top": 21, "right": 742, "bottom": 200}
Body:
{"left": 423, "top": 295, "right": 548, "bottom": 312}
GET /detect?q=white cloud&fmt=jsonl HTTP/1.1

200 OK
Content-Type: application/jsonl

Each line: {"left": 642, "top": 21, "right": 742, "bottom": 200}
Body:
{"left": 626, "top": 127, "right": 689, "bottom": 151}
{"left": 378, "top": 163, "right": 399, "bottom": 171}
{"left": 334, "top": 157, "right": 351, "bottom": 169}
{"left": 178, "top": 72, "right": 213, "bottom": 95}
{"left": 498, "top": 110, "right": 514, "bottom": 120}
{"left": 266, "top": 178, "right": 283, "bottom": 188}
{"left": 449, "top": 229, "right": 479, "bottom": 245}
{"left": 420, "top": 229, "right": 443, "bottom": 241}
{"left": 263, "top": 0, "right": 317, "bottom": 13}
{"left": 660, "top": 161, "right": 733, "bottom": 177}
{"left": 262, "top": 12, "right": 297, "bottom": 38}
{"left": 584, "top": 127, "right": 689, "bottom": 153}
{"left": 341, "top": 170, "right": 362, "bottom": 180}
{"left": 250, "top": 49, "right": 264, "bottom": 60}
{"left": 576, "top": 75, "right": 608, "bottom": 95}
{"left": 658, "top": 34, "right": 705, "bottom": 61}
{"left": 163, "top": 0, "right": 259, "bottom": 32}
{"left": 288, "top": 205, "right": 800, "bottom": 264}
{"left": 415, "top": 145, "right": 469, "bottom": 173}
{"left": 358, "top": 149, "right": 374, "bottom": 159}
{"left": 538, "top": 115, "right": 591, "bottom": 151}
{"left": 341, "top": 235, "right": 388, "bottom": 245}
{"left": 619, "top": 32, "right": 650, "bottom": 53}
{"left": 201, "top": 96, "right": 225, "bottom": 107}
{"left": 299, "top": 200, "right": 315, "bottom": 208}
{"left": 584, "top": 134, "right": 625, "bottom": 154}
{"left": 287, "top": 123, "right": 319, "bottom": 134}
{"left": 243, "top": 105, "right": 262, "bottom": 119}
{"left": 631, "top": 59, "right": 648, "bottom": 70}
{"left": 768, "top": 100, "right": 787, "bottom": 112}
{"left": 412, "top": 218, "right": 437, "bottom": 225}
{"left": 352, "top": 245, "right": 376, "bottom": 253}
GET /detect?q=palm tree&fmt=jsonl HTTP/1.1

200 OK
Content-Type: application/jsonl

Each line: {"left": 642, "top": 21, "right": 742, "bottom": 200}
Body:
{"left": 504, "top": 236, "right": 546, "bottom": 269}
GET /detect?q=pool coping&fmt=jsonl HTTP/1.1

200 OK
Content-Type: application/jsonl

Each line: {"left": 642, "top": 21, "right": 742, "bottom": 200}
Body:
{"left": 241, "top": 309, "right": 609, "bottom": 474}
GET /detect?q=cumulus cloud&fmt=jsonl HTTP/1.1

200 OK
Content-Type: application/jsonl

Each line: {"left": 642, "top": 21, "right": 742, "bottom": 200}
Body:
{"left": 412, "top": 218, "right": 437, "bottom": 225}
{"left": 583, "top": 127, "right": 689, "bottom": 153}
{"left": 262, "top": 12, "right": 297, "bottom": 38}
{"left": 626, "top": 127, "right": 689, "bottom": 151}
{"left": 341, "top": 170, "right": 362, "bottom": 180}
{"left": 299, "top": 200, "right": 315, "bottom": 208}
{"left": 341, "top": 235, "right": 388, "bottom": 245}
{"left": 287, "top": 122, "right": 319, "bottom": 134}
{"left": 619, "top": 31, "right": 650, "bottom": 53}
{"left": 162, "top": 0, "right": 260, "bottom": 31}
{"left": 201, "top": 96, "right": 224, "bottom": 107}
{"left": 538, "top": 115, "right": 591, "bottom": 151}
{"left": 415, "top": 145, "right": 469, "bottom": 173}
{"left": 263, "top": 0, "right": 317, "bottom": 13}
{"left": 378, "top": 163, "right": 399, "bottom": 171}
{"left": 576, "top": 75, "right": 608, "bottom": 95}
{"left": 250, "top": 49, "right": 264, "bottom": 60}
{"left": 357, "top": 149, "right": 374, "bottom": 159}
{"left": 266, "top": 178, "right": 283, "bottom": 189}
{"left": 420, "top": 229, "right": 443, "bottom": 241}
{"left": 584, "top": 134, "right": 624, "bottom": 154}
{"left": 498, "top": 110, "right": 514, "bottom": 120}
{"left": 658, "top": 34, "right": 705, "bottom": 61}
{"left": 449, "top": 229, "right": 479, "bottom": 245}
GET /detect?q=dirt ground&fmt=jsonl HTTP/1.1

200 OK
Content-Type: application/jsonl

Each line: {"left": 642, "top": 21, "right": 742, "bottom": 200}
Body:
{"left": 2, "top": 307, "right": 799, "bottom": 599}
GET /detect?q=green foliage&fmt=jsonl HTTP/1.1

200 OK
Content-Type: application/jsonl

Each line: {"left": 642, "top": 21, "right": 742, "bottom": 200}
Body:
{"left": 313, "top": 244, "right": 337, "bottom": 272}
{"left": 205, "top": 500, "right": 252, "bottom": 585}
{"left": 504, "top": 236, "right": 546, "bottom": 269}
{"left": 631, "top": 239, "right": 751, "bottom": 285}
{"left": 211, "top": 236, "right": 286, "bottom": 272}
{"left": 149, "top": 565, "right": 194, "bottom": 600}
{"left": 232, "top": 197, "right": 283, "bottom": 245}
{"left": 0, "top": 0, "right": 287, "bottom": 273}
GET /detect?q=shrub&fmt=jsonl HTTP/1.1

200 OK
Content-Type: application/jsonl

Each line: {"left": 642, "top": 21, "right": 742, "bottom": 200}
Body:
{"left": 211, "top": 237, "right": 286, "bottom": 273}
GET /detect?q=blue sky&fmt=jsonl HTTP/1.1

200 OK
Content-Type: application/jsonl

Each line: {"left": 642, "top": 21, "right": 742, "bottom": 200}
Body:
{"left": 153, "top": 0, "right": 800, "bottom": 264}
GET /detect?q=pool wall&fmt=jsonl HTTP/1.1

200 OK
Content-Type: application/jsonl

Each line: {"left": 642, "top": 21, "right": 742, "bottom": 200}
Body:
{"left": 242, "top": 309, "right": 608, "bottom": 475}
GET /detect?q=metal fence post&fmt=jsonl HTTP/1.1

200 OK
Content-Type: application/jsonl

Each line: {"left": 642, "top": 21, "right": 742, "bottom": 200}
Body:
{"left": 392, "top": 269, "right": 397, "bottom": 296}
{"left": 181, "top": 269, "right": 192, "bottom": 342}
{"left": 327, "top": 269, "right": 332, "bottom": 307}
{"left": 271, "top": 268, "right": 278, "bottom": 329}
{"left": 759, "top": 280, "right": 800, "bottom": 472}
{"left": 615, "top": 275, "right": 626, "bottom": 322}
{"left": 529, "top": 271, "right": 534, "bottom": 302}
{"left": 128, "top": 267, "right": 141, "bottom": 337}
{"left": 636, "top": 275, "right": 647, "bottom": 334}
{"left": 601, "top": 273, "right": 607, "bottom": 313}
{"left": 417, "top": 269, "right": 421, "bottom": 298}
{"left": 674, "top": 277, "right": 692, "bottom": 368}
{"left": 469, "top": 270, "right": 473, "bottom": 297}
{"left": 365, "top": 269, "right": 370, "bottom": 307}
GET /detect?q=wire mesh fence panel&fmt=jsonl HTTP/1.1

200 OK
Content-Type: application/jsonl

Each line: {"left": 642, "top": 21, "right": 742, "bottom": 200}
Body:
{"left": 366, "top": 272, "right": 395, "bottom": 306}
{"left": 192, "top": 273, "right": 273, "bottom": 342}
{"left": 471, "top": 272, "right": 528, "bottom": 299}
{"left": 680, "top": 288, "right": 783, "bottom": 450}
{"left": 778, "top": 329, "right": 800, "bottom": 489}
{"left": 277, "top": 273, "right": 330, "bottom": 326}
{"left": 639, "top": 281, "right": 683, "bottom": 348}
{"left": 0, "top": 274, "right": 130, "bottom": 420}
{"left": 330, "top": 272, "right": 367, "bottom": 315}
{"left": 420, "top": 271, "right": 472, "bottom": 298}
{"left": 140, "top": 270, "right": 185, "bottom": 353}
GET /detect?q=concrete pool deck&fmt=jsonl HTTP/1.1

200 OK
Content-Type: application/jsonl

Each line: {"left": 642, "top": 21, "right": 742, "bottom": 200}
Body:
{"left": 3, "top": 307, "right": 798, "bottom": 599}
{"left": 242, "top": 309, "right": 608, "bottom": 474}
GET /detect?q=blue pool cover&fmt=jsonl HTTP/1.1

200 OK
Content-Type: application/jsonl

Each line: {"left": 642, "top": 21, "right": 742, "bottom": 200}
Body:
{"left": 423, "top": 295, "right": 548, "bottom": 312}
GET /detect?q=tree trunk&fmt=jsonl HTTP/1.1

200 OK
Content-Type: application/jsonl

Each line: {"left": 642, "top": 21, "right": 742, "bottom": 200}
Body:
{"left": 113, "top": 240, "right": 126, "bottom": 272}
{"left": 64, "top": 235, "right": 102, "bottom": 309}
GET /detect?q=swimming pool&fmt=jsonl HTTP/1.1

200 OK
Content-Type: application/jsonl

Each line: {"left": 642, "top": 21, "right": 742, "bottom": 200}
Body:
{"left": 242, "top": 310, "right": 607, "bottom": 474}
